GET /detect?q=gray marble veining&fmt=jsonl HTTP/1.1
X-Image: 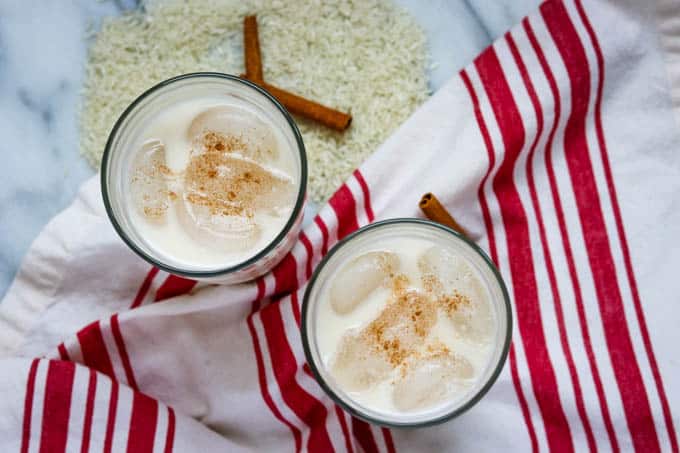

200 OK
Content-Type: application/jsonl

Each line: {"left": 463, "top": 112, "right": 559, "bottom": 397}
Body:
{"left": 0, "top": 0, "right": 539, "bottom": 299}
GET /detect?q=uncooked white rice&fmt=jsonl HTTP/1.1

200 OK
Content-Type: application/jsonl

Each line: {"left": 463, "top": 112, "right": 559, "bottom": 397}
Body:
{"left": 80, "top": 0, "right": 430, "bottom": 202}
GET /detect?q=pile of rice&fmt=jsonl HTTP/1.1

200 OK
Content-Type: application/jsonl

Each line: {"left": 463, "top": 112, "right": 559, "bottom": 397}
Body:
{"left": 81, "top": 0, "right": 430, "bottom": 202}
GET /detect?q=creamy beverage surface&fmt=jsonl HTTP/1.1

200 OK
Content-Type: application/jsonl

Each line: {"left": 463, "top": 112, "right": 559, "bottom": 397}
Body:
{"left": 126, "top": 96, "right": 298, "bottom": 269}
{"left": 316, "top": 235, "right": 497, "bottom": 416}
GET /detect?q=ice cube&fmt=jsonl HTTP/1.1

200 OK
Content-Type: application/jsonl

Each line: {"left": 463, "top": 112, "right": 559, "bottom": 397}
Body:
{"left": 187, "top": 106, "right": 278, "bottom": 162}
{"left": 393, "top": 348, "right": 474, "bottom": 411}
{"left": 331, "top": 330, "right": 393, "bottom": 392}
{"left": 186, "top": 150, "right": 294, "bottom": 209}
{"left": 178, "top": 151, "right": 295, "bottom": 250}
{"left": 185, "top": 151, "right": 295, "bottom": 212}
{"left": 176, "top": 196, "right": 260, "bottom": 252}
{"left": 418, "top": 246, "right": 477, "bottom": 295}
{"left": 448, "top": 296, "right": 494, "bottom": 343}
{"left": 418, "top": 247, "right": 494, "bottom": 343}
{"left": 129, "top": 139, "right": 172, "bottom": 221}
{"left": 330, "top": 251, "right": 399, "bottom": 314}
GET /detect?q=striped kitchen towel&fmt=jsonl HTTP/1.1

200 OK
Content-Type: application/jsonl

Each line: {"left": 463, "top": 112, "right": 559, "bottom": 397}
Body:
{"left": 1, "top": 0, "right": 679, "bottom": 451}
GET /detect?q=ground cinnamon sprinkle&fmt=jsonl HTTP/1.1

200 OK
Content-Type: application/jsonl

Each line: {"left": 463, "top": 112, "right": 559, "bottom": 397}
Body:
{"left": 186, "top": 155, "right": 260, "bottom": 213}
{"left": 132, "top": 155, "right": 174, "bottom": 220}
{"left": 348, "top": 265, "right": 475, "bottom": 371}
{"left": 333, "top": 253, "right": 476, "bottom": 384}
{"left": 426, "top": 341, "right": 452, "bottom": 358}
{"left": 143, "top": 206, "right": 166, "bottom": 218}
{"left": 133, "top": 125, "right": 294, "bottom": 223}
{"left": 420, "top": 268, "right": 471, "bottom": 316}
{"left": 362, "top": 287, "right": 437, "bottom": 367}
{"left": 390, "top": 274, "right": 410, "bottom": 294}
{"left": 440, "top": 290, "right": 471, "bottom": 317}
{"left": 156, "top": 164, "right": 171, "bottom": 176}
{"left": 420, "top": 272, "right": 442, "bottom": 295}
{"left": 397, "top": 342, "right": 452, "bottom": 378}
{"left": 199, "top": 131, "right": 246, "bottom": 154}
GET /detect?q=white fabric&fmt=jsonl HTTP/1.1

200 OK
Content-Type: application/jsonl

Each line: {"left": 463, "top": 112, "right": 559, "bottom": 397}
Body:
{"left": 657, "top": 0, "right": 680, "bottom": 126}
{"left": 1, "top": 0, "right": 679, "bottom": 452}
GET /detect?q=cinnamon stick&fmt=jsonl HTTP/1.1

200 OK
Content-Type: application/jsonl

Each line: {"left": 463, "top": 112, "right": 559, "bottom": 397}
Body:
{"left": 241, "top": 15, "right": 352, "bottom": 131}
{"left": 239, "top": 74, "right": 352, "bottom": 132}
{"left": 259, "top": 81, "right": 352, "bottom": 131}
{"left": 243, "top": 15, "right": 264, "bottom": 83}
{"left": 419, "top": 193, "right": 469, "bottom": 237}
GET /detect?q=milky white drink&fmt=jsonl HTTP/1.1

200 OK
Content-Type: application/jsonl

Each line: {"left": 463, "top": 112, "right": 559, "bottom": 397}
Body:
{"left": 102, "top": 74, "right": 305, "bottom": 283}
{"left": 303, "top": 221, "right": 510, "bottom": 426}
{"left": 128, "top": 98, "right": 297, "bottom": 268}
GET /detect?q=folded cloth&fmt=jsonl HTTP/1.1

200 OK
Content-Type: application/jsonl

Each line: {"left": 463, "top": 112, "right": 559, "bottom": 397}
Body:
{"left": 2, "top": 0, "right": 679, "bottom": 451}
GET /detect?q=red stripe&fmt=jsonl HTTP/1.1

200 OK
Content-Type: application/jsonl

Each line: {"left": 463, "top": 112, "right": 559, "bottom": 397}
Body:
{"left": 334, "top": 407, "right": 355, "bottom": 453}
{"left": 164, "top": 407, "right": 176, "bottom": 453}
{"left": 130, "top": 267, "right": 159, "bottom": 308}
{"left": 303, "top": 363, "right": 314, "bottom": 377}
{"left": 251, "top": 277, "right": 267, "bottom": 313}
{"left": 80, "top": 370, "right": 97, "bottom": 453}
{"left": 39, "top": 360, "right": 76, "bottom": 453}
{"left": 541, "top": 2, "right": 661, "bottom": 451}
{"left": 246, "top": 313, "right": 302, "bottom": 452}
{"left": 509, "top": 345, "right": 539, "bottom": 452}
{"left": 78, "top": 321, "right": 115, "bottom": 378}
{"left": 103, "top": 380, "right": 119, "bottom": 453}
{"left": 273, "top": 253, "right": 298, "bottom": 296}
{"left": 506, "top": 31, "right": 597, "bottom": 453}
{"left": 524, "top": 16, "right": 620, "bottom": 451}
{"left": 382, "top": 427, "right": 396, "bottom": 453}
{"left": 20, "top": 359, "right": 40, "bottom": 453}
{"left": 461, "top": 71, "right": 499, "bottom": 262}
{"left": 460, "top": 68, "right": 539, "bottom": 452}
{"left": 314, "top": 217, "right": 330, "bottom": 256}
{"left": 328, "top": 184, "right": 360, "bottom": 241}
{"left": 353, "top": 169, "right": 375, "bottom": 222}
{"left": 300, "top": 233, "right": 314, "bottom": 280}
{"left": 351, "top": 418, "right": 378, "bottom": 453}
{"left": 476, "top": 46, "right": 574, "bottom": 452}
{"left": 291, "top": 292, "right": 301, "bottom": 327}
{"left": 126, "top": 392, "right": 159, "bottom": 453}
{"left": 154, "top": 275, "right": 197, "bottom": 302}
{"left": 110, "top": 314, "right": 139, "bottom": 391}
{"left": 574, "top": 2, "right": 679, "bottom": 451}
{"left": 58, "top": 343, "right": 70, "bottom": 361}
{"left": 259, "top": 303, "right": 334, "bottom": 452}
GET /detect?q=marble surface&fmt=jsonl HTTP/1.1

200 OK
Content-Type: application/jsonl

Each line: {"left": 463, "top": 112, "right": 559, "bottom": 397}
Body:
{"left": 0, "top": 0, "right": 540, "bottom": 299}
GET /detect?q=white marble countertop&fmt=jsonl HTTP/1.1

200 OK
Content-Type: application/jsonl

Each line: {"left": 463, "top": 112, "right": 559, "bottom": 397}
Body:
{"left": 0, "top": 0, "right": 539, "bottom": 298}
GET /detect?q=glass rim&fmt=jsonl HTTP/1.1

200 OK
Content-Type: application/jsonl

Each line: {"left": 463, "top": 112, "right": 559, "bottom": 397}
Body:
{"left": 101, "top": 72, "right": 308, "bottom": 278}
{"left": 300, "top": 218, "right": 513, "bottom": 428}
